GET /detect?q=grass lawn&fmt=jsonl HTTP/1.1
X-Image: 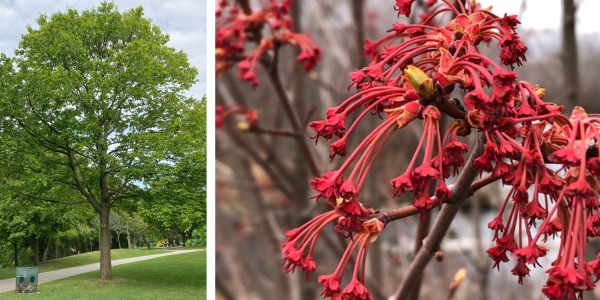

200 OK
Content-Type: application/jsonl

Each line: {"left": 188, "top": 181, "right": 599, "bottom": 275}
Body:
{"left": 0, "top": 250, "right": 206, "bottom": 299}
{"left": 0, "top": 249, "right": 168, "bottom": 280}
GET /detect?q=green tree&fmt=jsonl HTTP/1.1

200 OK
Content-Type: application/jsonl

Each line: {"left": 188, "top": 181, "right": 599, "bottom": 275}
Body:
{"left": 185, "top": 225, "right": 206, "bottom": 247}
{"left": 0, "top": 2, "right": 197, "bottom": 279}
{"left": 140, "top": 96, "right": 206, "bottom": 246}
{"left": 0, "top": 189, "right": 87, "bottom": 266}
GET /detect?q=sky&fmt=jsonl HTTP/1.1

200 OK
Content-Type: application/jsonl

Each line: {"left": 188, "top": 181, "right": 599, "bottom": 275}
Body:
{"left": 0, "top": 0, "right": 207, "bottom": 98}
{"left": 479, "top": 0, "right": 600, "bottom": 34}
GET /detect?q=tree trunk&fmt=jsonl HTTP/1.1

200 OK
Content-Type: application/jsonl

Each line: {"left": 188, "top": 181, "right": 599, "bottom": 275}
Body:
{"left": 60, "top": 238, "right": 64, "bottom": 258}
{"left": 126, "top": 227, "right": 131, "bottom": 249}
{"left": 117, "top": 233, "right": 121, "bottom": 249}
{"left": 83, "top": 238, "right": 88, "bottom": 253}
{"left": 33, "top": 238, "right": 39, "bottom": 265}
{"left": 13, "top": 241, "right": 18, "bottom": 267}
{"left": 76, "top": 236, "right": 80, "bottom": 254}
{"left": 142, "top": 233, "right": 152, "bottom": 249}
{"left": 134, "top": 236, "right": 136, "bottom": 249}
{"left": 41, "top": 237, "right": 51, "bottom": 262}
{"left": 178, "top": 236, "right": 182, "bottom": 246}
{"left": 52, "top": 240, "right": 57, "bottom": 259}
{"left": 99, "top": 203, "right": 113, "bottom": 280}
{"left": 182, "top": 233, "right": 188, "bottom": 247}
{"left": 562, "top": 0, "right": 579, "bottom": 108}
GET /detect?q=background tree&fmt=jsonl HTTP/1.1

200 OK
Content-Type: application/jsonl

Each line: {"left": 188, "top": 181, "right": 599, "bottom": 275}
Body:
{"left": 0, "top": 2, "right": 197, "bottom": 280}
{"left": 125, "top": 213, "right": 152, "bottom": 249}
{"left": 184, "top": 224, "right": 206, "bottom": 247}
{"left": 109, "top": 211, "right": 125, "bottom": 249}
{"left": 140, "top": 96, "right": 207, "bottom": 247}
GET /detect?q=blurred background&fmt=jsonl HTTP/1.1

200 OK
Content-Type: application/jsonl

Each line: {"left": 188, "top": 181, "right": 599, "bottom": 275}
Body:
{"left": 215, "top": 0, "right": 600, "bottom": 299}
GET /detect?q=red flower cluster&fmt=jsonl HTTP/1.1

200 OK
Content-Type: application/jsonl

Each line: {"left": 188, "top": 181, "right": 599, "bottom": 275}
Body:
{"left": 216, "top": 0, "right": 321, "bottom": 86}
{"left": 297, "top": 1, "right": 600, "bottom": 299}
{"left": 282, "top": 214, "right": 384, "bottom": 300}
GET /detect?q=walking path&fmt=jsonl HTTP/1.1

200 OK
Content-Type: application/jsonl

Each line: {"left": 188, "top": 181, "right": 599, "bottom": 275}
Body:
{"left": 0, "top": 249, "right": 201, "bottom": 293}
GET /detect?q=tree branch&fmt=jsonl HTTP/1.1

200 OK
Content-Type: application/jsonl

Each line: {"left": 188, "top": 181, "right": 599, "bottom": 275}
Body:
{"left": 370, "top": 173, "right": 498, "bottom": 223}
{"left": 265, "top": 50, "right": 320, "bottom": 177}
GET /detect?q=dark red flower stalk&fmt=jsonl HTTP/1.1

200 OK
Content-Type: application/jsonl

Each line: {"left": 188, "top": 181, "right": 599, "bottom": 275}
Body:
{"left": 237, "top": 39, "right": 274, "bottom": 87}
{"left": 317, "top": 218, "right": 383, "bottom": 300}
{"left": 281, "top": 210, "right": 339, "bottom": 280}
{"left": 478, "top": 107, "right": 600, "bottom": 298}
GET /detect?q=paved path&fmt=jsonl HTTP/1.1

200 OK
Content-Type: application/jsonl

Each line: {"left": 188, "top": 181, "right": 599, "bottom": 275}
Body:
{"left": 0, "top": 249, "right": 201, "bottom": 293}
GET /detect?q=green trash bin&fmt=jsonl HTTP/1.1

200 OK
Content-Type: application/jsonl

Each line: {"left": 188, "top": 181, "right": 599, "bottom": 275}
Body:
{"left": 15, "top": 267, "right": 38, "bottom": 293}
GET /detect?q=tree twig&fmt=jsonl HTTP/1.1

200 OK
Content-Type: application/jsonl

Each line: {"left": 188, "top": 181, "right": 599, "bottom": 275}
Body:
{"left": 266, "top": 50, "right": 320, "bottom": 177}
{"left": 247, "top": 126, "right": 298, "bottom": 137}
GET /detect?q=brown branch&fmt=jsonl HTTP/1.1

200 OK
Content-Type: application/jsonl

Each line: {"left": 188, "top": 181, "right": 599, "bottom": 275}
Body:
{"left": 216, "top": 275, "right": 237, "bottom": 300}
{"left": 220, "top": 73, "right": 297, "bottom": 199}
{"left": 390, "top": 131, "right": 486, "bottom": 300}
{"left": 247, "top": 125, "right": 298, "bottom": 137}
{"left": 235, "top": 0, "right": 252, "bottom": 15}
{"left": 352, "top": 0, "right": 367, "bottom": 68}
{"left": 436, "top": 97, "right": 466, "bottom": 120}
{"left": 266, "top": 49, "right": 320, "bottom": 177}
{"left": 308, "top": 72, "right": 351, "bottom": 98}
{"left": 302, "top": 105, "right": 316, "bottom": 129}
{"left": 407, "top": 210, "right": 431, "bottom": 300}
{"left": 217, "top": 87, "right": 298, "bottom": 202}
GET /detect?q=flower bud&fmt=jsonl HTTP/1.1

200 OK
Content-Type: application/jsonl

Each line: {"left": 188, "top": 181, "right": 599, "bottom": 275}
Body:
{"left": 423, "top": 105, "right": 441, "bottom": 121}
{"left": 237, "top": 122, "right": 250, "bottom": 131}
{"left": 467, "top": 109, "right": 483, "bottom": 129}
{"left": 454, "top": 268, "right": 466, "bottom": 283}
{"left": 363, "top": 218, "right": 385, "bottom": 243}
{"left": 404, "top": 65, "right": 434, "bottom": 98}
{"left": 384, "top": 101, "right": 421, "bottom": 128}
{"left": 450, "top": 268, "right": 466, "bottom": 289}
{"left": 535, "top": 87, "right": 546, "bottom": 99}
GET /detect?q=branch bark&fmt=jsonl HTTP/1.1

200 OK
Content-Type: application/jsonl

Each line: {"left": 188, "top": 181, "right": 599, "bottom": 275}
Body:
{"left": 266, "top": 55, "right": 320, "bottom": 177}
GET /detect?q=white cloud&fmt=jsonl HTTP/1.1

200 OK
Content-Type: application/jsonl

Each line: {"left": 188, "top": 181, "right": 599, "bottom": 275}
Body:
{"left": 0, "top": 0, "right": 206, "bottom": 98}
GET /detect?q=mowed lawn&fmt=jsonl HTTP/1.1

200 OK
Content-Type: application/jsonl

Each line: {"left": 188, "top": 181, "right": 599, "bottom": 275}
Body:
{"left": 0, "top": 249, "right": 168, "bottom": 280}
{"left": 0, "top": 250, "right": 206, "bottom": 299}
{"left": 170, "top": 245, "right": 205, "bottom": 250}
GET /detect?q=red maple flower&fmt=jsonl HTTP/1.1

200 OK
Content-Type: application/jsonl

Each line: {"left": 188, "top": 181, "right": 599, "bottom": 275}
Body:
{"left": 318, "top": 274, "right": 341, "bottom": 298}
{"left": 309, "top": 171, "right": 343, "bottom": 205}
{"left": 342, "top": 279, "right": 373, "bottom": 300}
{"left": 394, "top": 0, "right": 416, "bottom": 17}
